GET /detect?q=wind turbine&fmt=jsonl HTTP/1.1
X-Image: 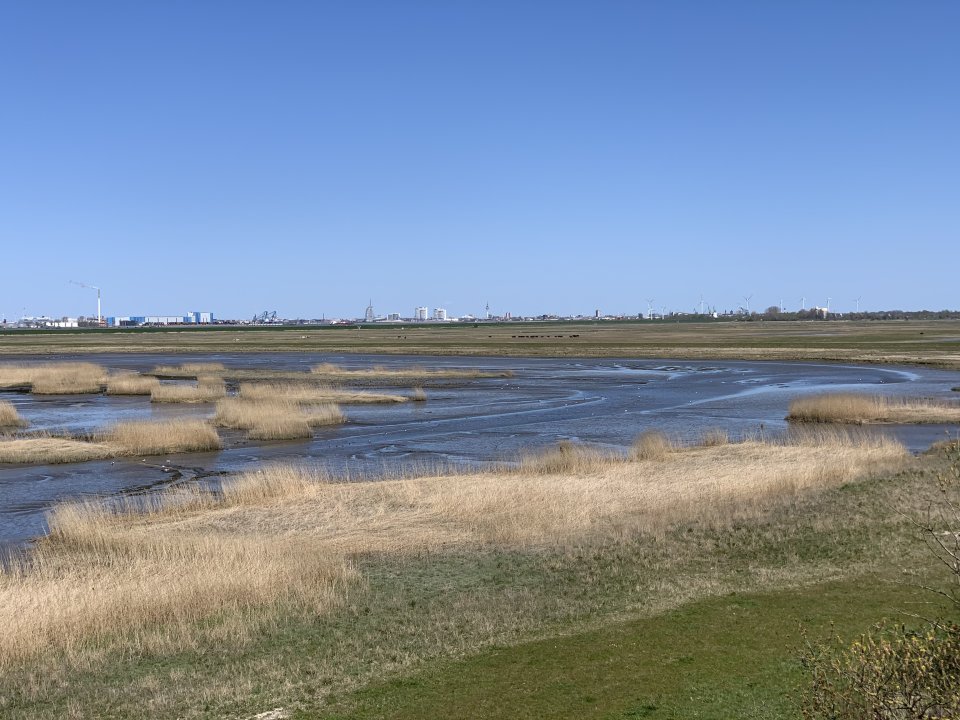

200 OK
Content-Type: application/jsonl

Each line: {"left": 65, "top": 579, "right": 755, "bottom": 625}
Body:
{"left": 854, "top": 296, "right": 862, "bottom": 313}
{"left": 646, "top": 298, "right": 655, "bottom": 319}
{"left": 699, "top": 294, "right": 705, "bottom": 315}
{"left": 743, "top": 294, "right": 753, "bottom": 315}
{"left": 70, "top": 281, "right": 101, "bottom": 325}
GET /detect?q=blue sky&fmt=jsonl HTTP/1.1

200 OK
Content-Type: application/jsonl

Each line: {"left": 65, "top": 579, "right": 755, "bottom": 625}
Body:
{"left": 1, "top": 1, "right": 957, "bottom": 320}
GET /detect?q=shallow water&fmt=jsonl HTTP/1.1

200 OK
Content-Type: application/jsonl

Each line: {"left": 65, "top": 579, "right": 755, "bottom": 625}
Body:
{"left": 2, "top": 353, "right": 959, "bottom": 547}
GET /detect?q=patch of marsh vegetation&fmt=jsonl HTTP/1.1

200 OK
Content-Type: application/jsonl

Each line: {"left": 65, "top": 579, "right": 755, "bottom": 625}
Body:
{"left": 787, "top": 393, "right": 960, "bottom": 424}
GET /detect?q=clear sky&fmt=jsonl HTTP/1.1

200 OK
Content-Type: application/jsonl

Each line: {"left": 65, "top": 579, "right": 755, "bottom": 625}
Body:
{"left": 1, "top": 1, "right": 957, "bottom": 321}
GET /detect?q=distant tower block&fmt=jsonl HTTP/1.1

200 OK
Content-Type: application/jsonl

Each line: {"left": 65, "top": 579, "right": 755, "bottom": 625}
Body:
{"left": 415, "top": 306, "right": 428, "bottom": 321}
{"left": 365, "top": 300, "right": 375, "bottom": 323}
{"left": 434, "top": 307, "right": 447, "bottom": 321}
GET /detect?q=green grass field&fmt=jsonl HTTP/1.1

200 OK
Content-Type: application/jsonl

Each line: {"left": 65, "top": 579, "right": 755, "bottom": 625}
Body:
{"left": 1, "top": 319, "right": 960, "bottom": 368}
{"left": 329, "top": 579, "right": 952, "bottom": 720}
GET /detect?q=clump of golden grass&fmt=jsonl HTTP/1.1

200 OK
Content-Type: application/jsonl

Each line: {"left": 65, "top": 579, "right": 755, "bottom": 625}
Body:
{"left": 104, "top": 419, "right": 222, "bottom": 455}
{"left": 411, "top": 387, "right": 427, "bottom": 402}
{"left": 152, "top": 362, "right": 226, "bottom": 377}
{"left": 787, "top": 393, "right": 960, "bottom": 424}
{"left": 150, "top": 376, "right": 226, "bottom": 403}
{"left": 630, "top": 430, "right": 675, "bottom": 461}
{"left": 31, "top": 363, "right": 107, "bottom": 395}
{"left": 0, "top": 437, "right": 116, "bottom": 464}
{"left": 517, "top": 440, "right": 619, "bottom": 475}
{"left": 0, "top": 400, "right": 27, "bottom": 429}
{"left": 0, "top": 420, "right": 223, "bottom": 464}
{"left": 214, "top": 398, "right": 344, "bottom": 440}
{"left": 698, "top": 428, "right": 730, "bottom": 446}
{"left": 0, "top": 363, "right": 107, "bottom": 394}
{"left": 105, "top": 373, "right": 160, "bottom": 396}
{"left": 309, "top": 362, "right": 512, "bottom": 380}
{"left": 238, "top": 382, "right": 407, "bottom": 405}
{"left": 0, "top": 430, "right": 905, "bottom": 669}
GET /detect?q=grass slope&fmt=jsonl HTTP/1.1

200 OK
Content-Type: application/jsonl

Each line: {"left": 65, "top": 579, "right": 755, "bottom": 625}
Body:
{"left": 1, "top": 440, "right": 948, "bottom": 719}
{"left": 329, "top": 578, "right": 955, "bottom": 720}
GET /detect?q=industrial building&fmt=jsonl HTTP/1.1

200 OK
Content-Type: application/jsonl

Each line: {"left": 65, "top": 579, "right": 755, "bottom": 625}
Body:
{"left": 433, "top": 307, "right": 447, "bottom": 321}
{"left": 414, "top": 306, "right": 428, "bottom": 321}
{"left": 106, "top": 311, "right": 215, "bottom": 327}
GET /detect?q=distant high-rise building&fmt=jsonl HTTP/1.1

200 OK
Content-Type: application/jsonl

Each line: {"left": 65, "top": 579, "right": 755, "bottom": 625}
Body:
{"left": 365, "top": 300, "right": 375, "bottom": 323}
{"left": 415, "top": 306, "right": 428, "bottom": 321}
{"left": 434, "top": 307, "right": 447, "bottom": 321}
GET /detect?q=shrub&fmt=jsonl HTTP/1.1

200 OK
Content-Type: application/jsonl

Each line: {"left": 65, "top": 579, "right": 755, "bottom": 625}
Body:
{"left": 801, "top": 442, "right": 960, "bottom": 718}
{"left": 802, "top": 623, "right": 960, "bottom": 719}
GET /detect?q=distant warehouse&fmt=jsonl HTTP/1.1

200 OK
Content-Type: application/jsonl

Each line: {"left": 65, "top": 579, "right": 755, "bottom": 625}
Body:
{"left": 106, "top": 311, "right": 214, "bottom": 327}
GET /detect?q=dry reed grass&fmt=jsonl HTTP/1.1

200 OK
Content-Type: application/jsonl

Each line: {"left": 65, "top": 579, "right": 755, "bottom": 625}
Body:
{"left": 105, "top": 373, "right": 160, "bottom": 396}
{"left": 0, "top": 420, "right": 222, "bottom": 464}
{"left": 0, "top": 365, "right": 35, "bottom": 389}
{"left": 0, "top": 438, "right": 116, "bottom": 464}
{"left": 149, "top": 362, "right": 510, "bottom": 385}
{"left": 214, "top": 398, "right": 344, "bottom": 440}
{"left": 698, "top": 428, "right": 730, "bottom": 446}
{"left": 0, "top": 400, "right": 27, "bottom": 428}
{"left": 0, "top": 430, "right": 906, "bottom": 670}
{"left": 517, "top": 440, "right": 619, "bottom": 475}
{"left": 104, "top": 419, "right": 222, "bottom": 455}
{"left": 630, "top": 430, "right": 675, "bottom": 460}
{"left": 238, "top": 382, "right": 408, "bottom": 404}
{"left": 152, "top": 362, "right": 226, "bottom": 376}
{"left": 150, "top": 376, "right": 226, "bottom": 403}
{"left": 411, "top": 387, "right": 427, "bottom": 402}
{"left": 0, "top": 363, "right": 106, "bottom": 394}
{"left": 0, "top": 513, "right": 354, "bottom": 668}
{"left": 310, "top": 362, "right": 512, "bottom": 380}
{"left": 787, "top": 393, "right": 960, "bottom": 424}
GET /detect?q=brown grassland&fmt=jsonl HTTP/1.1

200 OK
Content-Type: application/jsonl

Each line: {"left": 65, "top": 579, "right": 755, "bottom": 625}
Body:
{"left": 309, "top": 362, "right": 511, "bottom": 381}
{"left": 0, "top": 431, "right": 903, "bottom": 672}
{"left": 149, "top": 376, "right": 227, "bottom": 403}
{"left": 214, "top": 397, "right": 345, "bottom": 440}
{"left": 787, "top": 393, "right": 960, "bottom": 424}
{"left": 104, "top": 419, "right": 222, "bottom": 455}
{"left": 105, "top": 373, "right": 160, "bottom": 395}
{"left": 0, "top": 419, "right": 222, "bottom": 464}
{"left": 238, "top": 381, "right": 409, "bottom": 404}
{"left": 149, "top": 361, "right": 511, "bottom": 386}
{"left": 0, "top": 362, "right": 107, "bottom": 394}
{"left": 0, "top": 437, "right": 116, "bottom": 464}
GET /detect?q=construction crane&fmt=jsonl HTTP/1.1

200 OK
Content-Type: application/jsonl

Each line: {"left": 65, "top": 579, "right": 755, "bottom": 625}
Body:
{"left": 70, "top": 281, "right": 102, "bottom": 325}
{"left": 251, "top": 310, "right": 278, "bottom": 324}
